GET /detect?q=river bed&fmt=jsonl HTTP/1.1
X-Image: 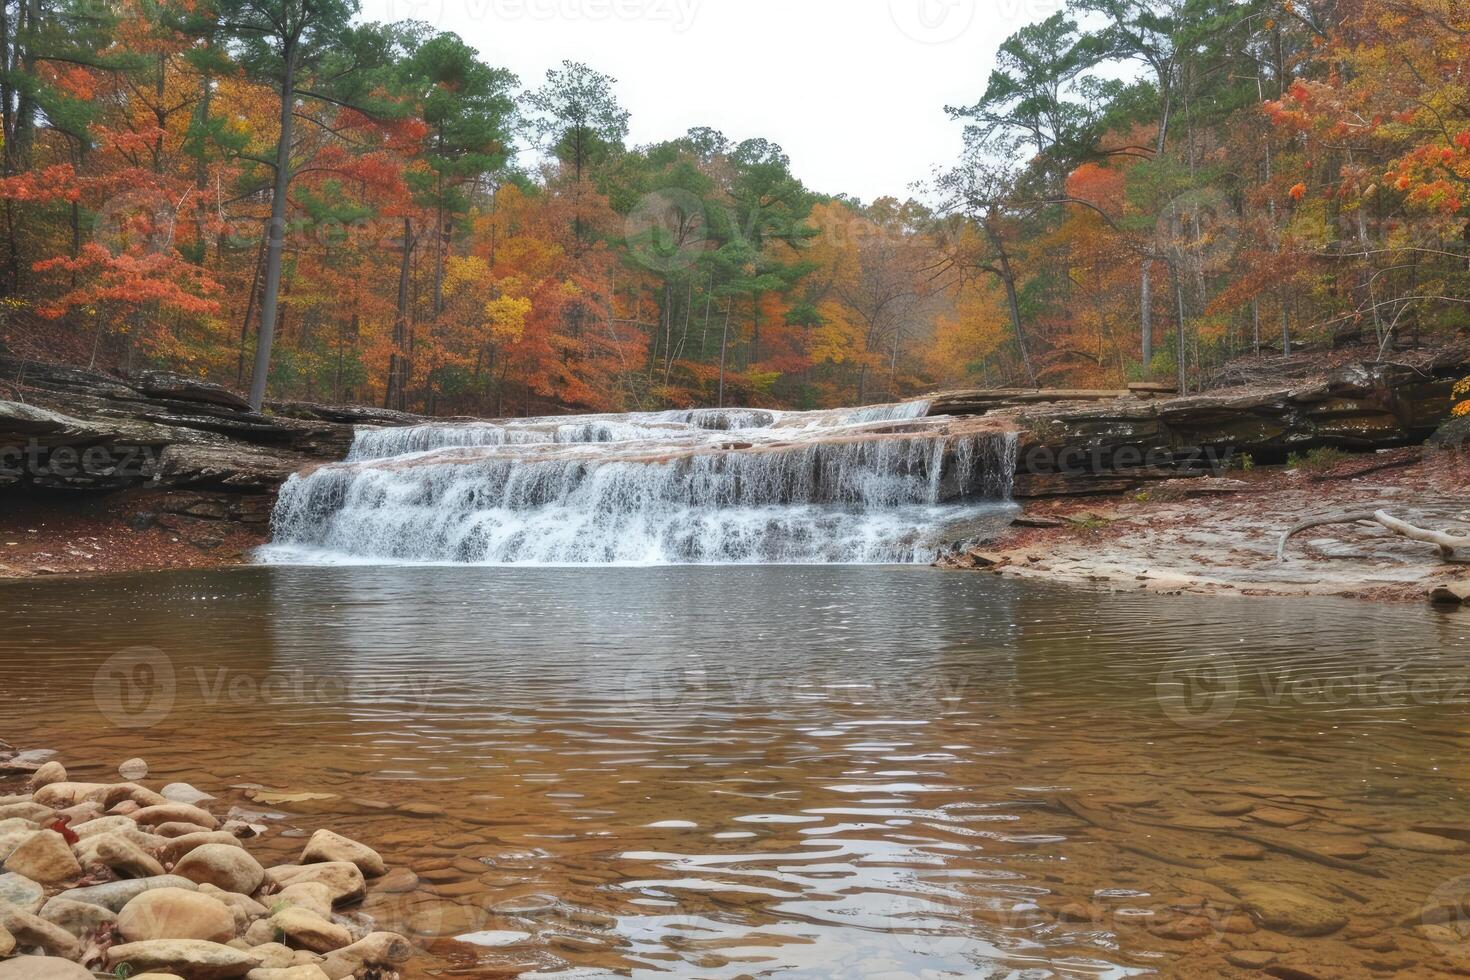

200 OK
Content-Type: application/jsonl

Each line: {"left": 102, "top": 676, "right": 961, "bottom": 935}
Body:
{"left": 4, "top": 565, "right": 1470, "bottom": 977}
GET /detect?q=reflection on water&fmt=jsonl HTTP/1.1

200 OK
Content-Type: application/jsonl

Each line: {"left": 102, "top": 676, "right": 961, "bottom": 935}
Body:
{"left": 3, "top": 566, "right": 1470, "bottom": 978}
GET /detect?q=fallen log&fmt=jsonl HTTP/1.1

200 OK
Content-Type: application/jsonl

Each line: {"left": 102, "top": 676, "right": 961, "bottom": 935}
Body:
{"left": 1278, "top": 510, "right": 1470, "bottom": 562}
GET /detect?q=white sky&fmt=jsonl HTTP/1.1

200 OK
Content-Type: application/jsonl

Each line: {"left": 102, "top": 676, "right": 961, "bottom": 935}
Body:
{"left": 356, "top": 0, "right": 1067, "bottom": 202}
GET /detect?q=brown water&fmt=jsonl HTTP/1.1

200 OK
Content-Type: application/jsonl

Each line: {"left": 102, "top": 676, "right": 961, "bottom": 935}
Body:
{"left": 4, "top": 565, "right": 1470, "bottom": 978}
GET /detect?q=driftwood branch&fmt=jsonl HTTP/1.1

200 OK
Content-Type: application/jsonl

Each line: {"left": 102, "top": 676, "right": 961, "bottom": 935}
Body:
{"left": 1278, "top": 510, "right": 1470, "bottom": 562}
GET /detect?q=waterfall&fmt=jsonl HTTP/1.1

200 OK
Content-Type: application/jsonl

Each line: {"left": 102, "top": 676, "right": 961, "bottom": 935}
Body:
{"left": 264, "top": 402, "right": 1019, "bottom": 566}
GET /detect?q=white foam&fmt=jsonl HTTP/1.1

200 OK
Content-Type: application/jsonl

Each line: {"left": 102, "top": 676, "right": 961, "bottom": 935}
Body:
{"left": 266, "top": 403, "right": 1018, "bottom": 566}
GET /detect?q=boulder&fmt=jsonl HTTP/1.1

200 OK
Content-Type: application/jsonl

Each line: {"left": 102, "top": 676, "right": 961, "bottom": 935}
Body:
{"left": 117, "top": 886, "right": 237, "bottom": 943}
{"left": 275, "top": 882, "right": 333, "bottom": 920}
{"left": 109, "top": 939, "right": 263, "bottom": 979}
{"left": 0, "top": 923, "right": 10, "bottom": 956}
{"left": 29, "top": 760, "right": 66, "bottom": 788}
{"left": 318, "top": 931, "right": 412, "bottom": 980}
{"left": 0, "top": 802, "right": 53, "bottom": 822}
{"left": 39, "top": 894, "right": 118, "bottom": 939}
{"left": 72, "top": 815, "right": 136, "bottom": 839}
{"left": 154, "top": 821, "right": 217, "bottom": 838}
{"left": 105, "top": 783, "right": 170, "bottom": 808}
{"left": 0, "top": 898, "right": 84, "bottom": 958}
{"left": 0, "top": 829, "right": 35, "bottom": 863}
{"left": 161, "top": 831, "right": 245, "bottom": 864}
{"left": 2, "top": 829, "right": 80, "bottom": 883}
{"left": 264, "top": 863, "right": 365, "bottom": 907}
{"left": 52, "top": 801, "right": 103, "bottom": 826}
{"left": 133, "top": 803, "right": 220, "bottom": 830}
{"left": 246, "top": 967, "right": 331, "bottom": 980}
{"left": 77, "top": 831, "right": 166, "bottom": 878}
{"left": 31, "top": 782, "right": 109, "bottom": 808}
{"left": 241, "top": 942, "right": 305, "bottom": 969}
{"left": 270, "top": 907, "right": 352, "bottom": 953}
{"left": 56, "top": 874, "right": 199, "bottom": 913}
{"left": 300, "top": 829, "right": 384, "bottom": 878}
{"left": 0, "top": 872, "right": 44, "bottom": 912}
{"left": 0, "top": 955, "right": 94, "bottom": 979}
{"left": 174, "top": 843, "right": 265, "bottom": 894}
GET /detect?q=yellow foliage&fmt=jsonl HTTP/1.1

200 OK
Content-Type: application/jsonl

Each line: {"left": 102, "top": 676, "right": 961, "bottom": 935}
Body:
{"left": 485, "top": 295, "right": 532, "bottom": 344}
{"left": 442, "top": 255, "right": 489, "bottom": 297}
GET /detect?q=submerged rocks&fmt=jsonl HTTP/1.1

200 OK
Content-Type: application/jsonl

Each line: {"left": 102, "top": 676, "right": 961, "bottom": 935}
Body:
{"left": 1234, "top": 882, "right": 1348, "bottom": 937}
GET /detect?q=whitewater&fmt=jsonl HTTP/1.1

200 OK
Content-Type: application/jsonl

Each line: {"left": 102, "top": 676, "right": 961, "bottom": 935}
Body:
{"left": 260, "top": 400, "right": 1020, "bottom": 566}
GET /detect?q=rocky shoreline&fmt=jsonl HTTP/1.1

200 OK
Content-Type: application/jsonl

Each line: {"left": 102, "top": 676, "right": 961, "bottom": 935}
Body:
{"left": 0, "top": 742, "right": 416, "bottom": 979}
{"left": 940, "top": 444, "right": 1470, "bottom": 602}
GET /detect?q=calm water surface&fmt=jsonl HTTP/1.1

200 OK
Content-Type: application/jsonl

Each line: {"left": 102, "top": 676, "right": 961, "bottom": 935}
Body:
{"left": 4, "top": 566, "right": 1470, "bottom": 978}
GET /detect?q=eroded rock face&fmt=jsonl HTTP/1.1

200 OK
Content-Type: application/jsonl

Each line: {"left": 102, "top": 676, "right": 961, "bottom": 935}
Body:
{"left": 985, "top": 351, "right": 1470, "bottom": 497}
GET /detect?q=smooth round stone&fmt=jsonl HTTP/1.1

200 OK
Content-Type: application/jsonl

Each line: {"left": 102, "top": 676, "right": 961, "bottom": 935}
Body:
{"left": 118, "top": 759, "right": 150, "bottom": 781}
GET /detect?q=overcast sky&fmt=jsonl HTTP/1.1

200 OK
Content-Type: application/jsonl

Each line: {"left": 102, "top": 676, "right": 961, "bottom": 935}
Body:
{"left": 356, "top": 0, "right": 1067, "bottom": 201}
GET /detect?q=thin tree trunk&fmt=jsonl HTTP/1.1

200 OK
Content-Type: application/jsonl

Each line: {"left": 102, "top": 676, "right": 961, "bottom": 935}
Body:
{"left": 248, "top": 44, "right": 298, "bottom": 411}
{"left": 237, "top": 226, "right": 267, "bottom": 385}
{"left": 1141, "top": 259, "right": 1152, "bottom": 365}
{"left": 717, "top": 301, "right": 731, "bottom": 408}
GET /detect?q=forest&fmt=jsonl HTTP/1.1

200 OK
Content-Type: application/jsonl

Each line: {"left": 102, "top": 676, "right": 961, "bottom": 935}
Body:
{"left": 0, "top": 0, "right": 1466, "bottom": 415}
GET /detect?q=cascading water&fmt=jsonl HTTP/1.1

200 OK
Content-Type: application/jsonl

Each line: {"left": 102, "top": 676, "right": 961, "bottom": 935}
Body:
{"left": 263, "top": 401, "right": 1020, "bottom": 566}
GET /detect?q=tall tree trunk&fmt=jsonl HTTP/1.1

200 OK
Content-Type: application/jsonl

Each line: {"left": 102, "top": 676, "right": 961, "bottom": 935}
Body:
{"left": 385, "top": 217, "right": 414, "bottom": 411}
{"left": 237, "top": 223, "right": 267, "bottom": 384}
{"left": 248, "top": 43, "right": 298, "bottom": 411}
{"left": 717, "top": 301, "right": 731, "bottom": 408}
{"left": 1141, "top": 259, "right": 1152, "bottom": 365}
